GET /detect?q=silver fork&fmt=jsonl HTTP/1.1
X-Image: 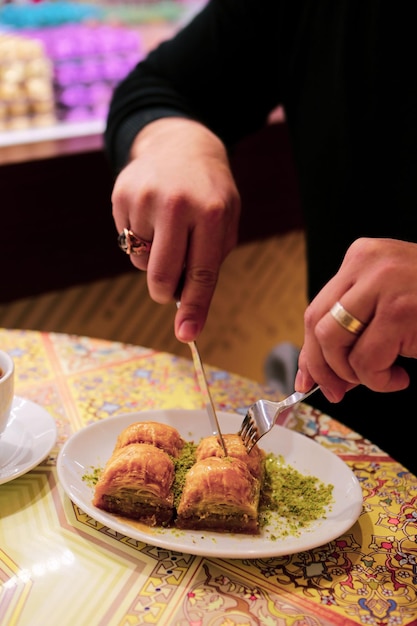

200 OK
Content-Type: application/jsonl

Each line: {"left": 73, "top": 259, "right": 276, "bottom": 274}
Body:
{"left": 238, "top": 385, "right": 320, "bottom": 452}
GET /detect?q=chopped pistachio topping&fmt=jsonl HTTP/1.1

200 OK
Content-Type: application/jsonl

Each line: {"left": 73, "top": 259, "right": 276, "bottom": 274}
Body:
{"left": 82, "top": 466, "right": 102, "bottom": 487}
{"left": 260, "top": 453, "right": 334, "bottom": 537}
{"left": 172, "top": 441, "right": 197, "bottom": 508}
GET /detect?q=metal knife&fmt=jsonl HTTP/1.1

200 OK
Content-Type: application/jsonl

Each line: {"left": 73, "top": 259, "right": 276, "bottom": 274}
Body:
{"left": 186, "top": 337, "right": 227, "bottom": 455}
{"left": 175, "top": 279, "right": 227, "bottom": 456}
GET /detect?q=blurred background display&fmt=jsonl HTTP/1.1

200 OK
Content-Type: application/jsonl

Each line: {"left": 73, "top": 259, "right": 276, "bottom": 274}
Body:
{"left": 0, "top": 0, "right": 201, "bottom": 132}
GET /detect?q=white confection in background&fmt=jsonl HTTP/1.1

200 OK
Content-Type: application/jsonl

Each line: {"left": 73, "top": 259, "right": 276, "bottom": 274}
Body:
{"left": 0, "top": 31, "right": 56, "bottom": 131}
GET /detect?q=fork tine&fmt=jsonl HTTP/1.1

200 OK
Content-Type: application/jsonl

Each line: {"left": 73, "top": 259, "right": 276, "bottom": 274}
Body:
{"left": 237, "top": 413, "right": 251, "bottom": 435}
{"left": 238, "top": 414, "right": 259, "bottom": 452}
{"left": 246, "top": 439, "right": 257, "bottom": 454}
{"left": 239, "top": 386, "right": 321, "bottom": 452}
{"left": 240, "top": 429, "right": 251, "bottom": 447}
{"left": 238, "top": 413, "right": 252, "bottom": 438}
{"left": 243, "top": 429, "right": 258, "bottom": 453}
{"left": 241, "top": 425, "right": 255, "bottom": 446}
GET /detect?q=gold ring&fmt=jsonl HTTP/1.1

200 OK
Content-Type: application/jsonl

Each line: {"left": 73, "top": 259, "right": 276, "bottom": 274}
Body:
{"left": 118, "top": 228, "right": 152, "bottom": 256}
{"left": 330, "top": 301, "right": 366, "bottom": 335}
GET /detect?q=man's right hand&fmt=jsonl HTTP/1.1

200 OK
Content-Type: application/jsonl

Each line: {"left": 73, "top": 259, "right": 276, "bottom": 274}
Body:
{"left": 111, "top": 117, "right": 241, "bottom": 343}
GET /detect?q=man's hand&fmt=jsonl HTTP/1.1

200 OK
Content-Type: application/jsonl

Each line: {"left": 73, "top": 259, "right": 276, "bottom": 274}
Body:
{"left": 111, "top": 118, "right": 241, "bottom": 343}
{"left": 296, "top": 237, "right": 417, "bottom": 401}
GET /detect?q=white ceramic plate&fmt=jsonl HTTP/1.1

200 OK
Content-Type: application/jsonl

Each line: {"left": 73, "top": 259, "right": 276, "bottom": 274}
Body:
{"left": 57, "top": 409, "right": 363, "bottom": 559}
{"left": 0, "top": 396, "right": 57, "bottom": 485}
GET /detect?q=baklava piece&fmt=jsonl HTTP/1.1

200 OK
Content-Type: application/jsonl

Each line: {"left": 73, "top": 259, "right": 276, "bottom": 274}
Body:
{"left": 175, "top": 456, "right": 261, "bottom": 534}
{"left": 195, "top": 433, "right": 265, "bottom": 480}
{"left": 114, "top": 420, "right": 185, "bottom": 458}
{"left": 93, "top": 443, "right": 175, "bottom": 526}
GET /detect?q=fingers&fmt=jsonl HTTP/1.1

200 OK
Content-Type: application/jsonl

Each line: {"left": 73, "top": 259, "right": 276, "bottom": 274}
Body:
{"left": 314, "top": 298, "right": 370, "bottom": 385}
{"left": 114, "top": 198, "right": 224, "bottom": 343}
{"left": 297, "top": 290, "right": 411, "bottom": 402}
{"left": 111, "top": 118, "right": 241, "bottom": 343}
{"left": 317, "top": 303, "right": 410, "bottom": 392}
{"left": 296, "top": 303, "right": 353, "bottom": 403}
{"left": 152, "top": 197, "right": 239, "bottom": 343}
{"left": 296, "top": 238, "right": 417, "bottom": 400}
{"left": 112, "top": 165, "right": 155, "bottom": 272}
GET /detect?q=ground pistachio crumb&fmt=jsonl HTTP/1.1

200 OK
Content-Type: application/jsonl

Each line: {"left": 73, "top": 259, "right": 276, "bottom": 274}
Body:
{"left": 260, "top": 452, "right": 334, "bottom": 536}
{"left": 172, "top": 441, "right": 197, "bottom": 508}
{"left": 82, "top": 466, "right": 102, "bottom": 487}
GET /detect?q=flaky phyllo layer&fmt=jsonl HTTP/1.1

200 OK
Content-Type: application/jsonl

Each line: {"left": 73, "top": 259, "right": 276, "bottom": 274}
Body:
{"left": 93, "top": 421, "right": 265, "bottom": 533}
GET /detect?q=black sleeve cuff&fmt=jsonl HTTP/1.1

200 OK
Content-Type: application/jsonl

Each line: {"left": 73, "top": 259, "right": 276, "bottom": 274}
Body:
{"left": 105, "top": 108, "right": 192, "bottom": 175}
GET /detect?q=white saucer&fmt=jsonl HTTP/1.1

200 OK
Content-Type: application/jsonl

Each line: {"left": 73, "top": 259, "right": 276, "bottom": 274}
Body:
{"left": 0, "top": 396, "right": 57, "bottom": 485}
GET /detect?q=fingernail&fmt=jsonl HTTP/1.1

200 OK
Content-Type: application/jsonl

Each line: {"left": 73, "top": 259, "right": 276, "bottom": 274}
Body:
{"left": 178, "top": 320, "right": 199, "bottom": 342}
{"left": 294, "top": 369, "right": 303, "bottom": 389}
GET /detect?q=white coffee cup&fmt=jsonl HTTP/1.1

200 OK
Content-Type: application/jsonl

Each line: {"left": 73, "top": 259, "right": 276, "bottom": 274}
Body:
{"left": 0, "top": 350, "right": 14, "bottom": 437}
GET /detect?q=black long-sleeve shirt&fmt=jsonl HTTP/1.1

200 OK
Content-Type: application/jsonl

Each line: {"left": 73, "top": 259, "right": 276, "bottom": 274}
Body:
{"left": 105, "top": 0, "right": 417, "bottom": 472}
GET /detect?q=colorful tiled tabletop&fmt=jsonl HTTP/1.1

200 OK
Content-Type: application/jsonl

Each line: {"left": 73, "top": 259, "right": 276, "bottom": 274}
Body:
{"left": 1, "top": 328, "right": 416, "bottom": 626}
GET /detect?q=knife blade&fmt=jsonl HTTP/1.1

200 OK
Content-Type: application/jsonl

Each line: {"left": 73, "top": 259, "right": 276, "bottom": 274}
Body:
{"left": 187, "top": 338, "right": 227, "bottom": 455}
{"left": 175, "top": 287, "right": 227, "bottom": 456}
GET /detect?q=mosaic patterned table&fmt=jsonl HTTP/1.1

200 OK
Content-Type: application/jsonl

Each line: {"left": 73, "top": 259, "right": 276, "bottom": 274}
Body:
{"left": 1, "top": 328, "right": 416, "bottom": 626}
